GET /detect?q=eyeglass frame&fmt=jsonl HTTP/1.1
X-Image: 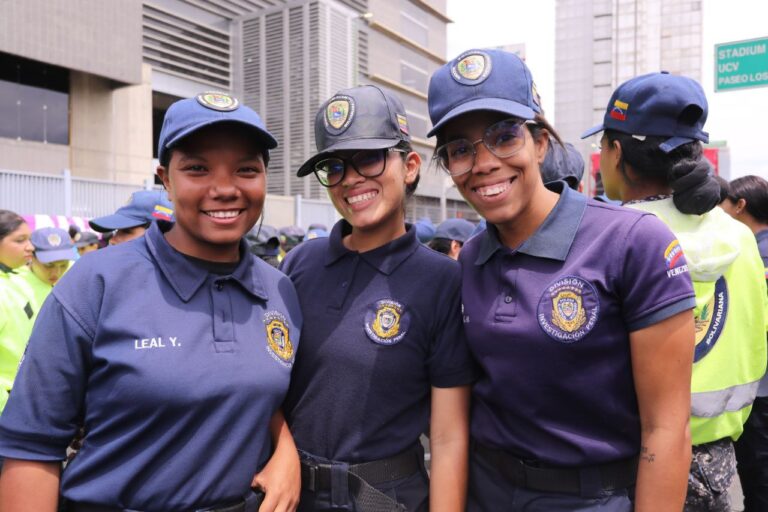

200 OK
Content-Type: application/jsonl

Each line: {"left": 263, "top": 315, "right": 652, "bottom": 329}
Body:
{"left": 433, "top": 119, "right": 539, "bottom": 177}
{"left": 312, "top": 147, "right": 409, "bottom": 188}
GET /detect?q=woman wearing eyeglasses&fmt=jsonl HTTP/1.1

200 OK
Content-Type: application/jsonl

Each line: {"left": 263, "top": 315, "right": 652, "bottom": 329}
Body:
{"left": 427, "top": 49, "right": 697, "bottom": 512}
{"left": 279, "top": 85, "right": 475, "bottom": 512}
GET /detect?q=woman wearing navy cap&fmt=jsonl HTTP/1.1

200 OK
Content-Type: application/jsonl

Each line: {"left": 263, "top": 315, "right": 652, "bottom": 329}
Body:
{"left": 0, "top": 210, "right": 35, "bottom": 413}
{"left": 280, "top": 84, "right": 475, "bottom": 511}
{"left": 0, "top": 93, "right": 302, "bottom": 512}
{"left": 427, "top": 49, "right": 697, "bottom": 511}
{"left": 589, "top": 73, "right": 768, "bottom": 512}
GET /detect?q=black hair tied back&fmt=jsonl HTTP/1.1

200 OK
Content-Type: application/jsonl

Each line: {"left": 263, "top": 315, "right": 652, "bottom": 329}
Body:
{"left": 667, "top": 155, "right": 721, "bottom": 215}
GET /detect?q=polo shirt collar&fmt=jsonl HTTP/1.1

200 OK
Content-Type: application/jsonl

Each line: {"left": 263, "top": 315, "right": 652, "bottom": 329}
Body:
{"left": 324, "top": 219, "right": 420, "bottom": 275}
{"left": 145, "top": 222, "right": 268, "bottom": 302}
{"left": 475, "top": 181, "right": 586, "bottom": 265}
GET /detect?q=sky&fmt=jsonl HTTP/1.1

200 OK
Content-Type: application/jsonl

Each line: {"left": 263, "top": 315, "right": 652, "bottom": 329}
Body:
{"left": 445, "top": 0, "right": 768, "bottom": 179}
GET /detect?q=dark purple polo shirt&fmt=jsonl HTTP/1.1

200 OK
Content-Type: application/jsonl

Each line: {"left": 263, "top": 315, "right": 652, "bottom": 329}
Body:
{"left": 461, "top": 182, "right": 696, "bottom": 466}
{"left": 281, "top": 220, "right": 476, "bottom": 463}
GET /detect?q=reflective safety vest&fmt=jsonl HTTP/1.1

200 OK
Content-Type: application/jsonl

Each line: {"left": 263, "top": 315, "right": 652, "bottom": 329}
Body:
{"left": 629, "top": 200, "right": 768, "bottom": 445}
{"left": 0, "top": 266, "right": 37, "bottom": 412}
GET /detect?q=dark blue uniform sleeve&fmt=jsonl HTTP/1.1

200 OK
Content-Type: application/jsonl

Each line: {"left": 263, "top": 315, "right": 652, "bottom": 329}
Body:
{"left": 619, "top": 214, "right": 696, "bottom": 331}
{"left": 0, "top": 295, "right": 90, "bottom": 461}
{"left": 426, "top": 266, "right": 477, "bottom": 388}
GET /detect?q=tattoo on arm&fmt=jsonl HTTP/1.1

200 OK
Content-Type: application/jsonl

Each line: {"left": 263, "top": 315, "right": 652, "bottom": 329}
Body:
{"left": 640, "top": 445, "right": 656, "bottom": 463}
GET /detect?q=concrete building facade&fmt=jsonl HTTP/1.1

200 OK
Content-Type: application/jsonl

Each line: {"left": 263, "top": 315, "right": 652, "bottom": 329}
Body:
{"left": 1, "top": 0, "right": 472, "bottom": 222}
{"left": 555, "top": 0, "right": 703, "bottom": 194}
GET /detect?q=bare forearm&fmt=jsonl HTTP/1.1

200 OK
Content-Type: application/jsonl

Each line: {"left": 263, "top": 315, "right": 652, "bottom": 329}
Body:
{"left": 634, "top": 426, "right": 691, "bottom": 512}
{"left": 0, "top": 459, "right": 60, "bottom": 512}
{"left": 429, "top": 437, "right": 468, "bottom": 512}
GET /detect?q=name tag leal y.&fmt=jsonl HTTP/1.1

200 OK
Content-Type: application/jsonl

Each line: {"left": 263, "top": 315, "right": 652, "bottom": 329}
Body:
{"left": 134, "top": 337, "right": 180, "bottom": 350}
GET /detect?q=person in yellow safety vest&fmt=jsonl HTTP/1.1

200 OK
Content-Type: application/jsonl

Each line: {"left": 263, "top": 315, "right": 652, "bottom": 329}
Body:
{"left": 16, "top": 227, "right": 77, "bottom": 323}
{"left": 0, "top": 210, "right": 35, "bottom": 413}
{"left": 584, "top": 72, "right": 768, "bottom": 512}
{"left": 720, "top": 175, "right": 768, "bottom": 512}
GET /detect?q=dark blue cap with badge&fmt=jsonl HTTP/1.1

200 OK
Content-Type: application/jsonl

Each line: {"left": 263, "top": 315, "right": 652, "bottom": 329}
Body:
{"left": 297, "top": 85, "right": 412, "bottom": 177}
{"left": 31, "top": 227, "right": 76, "bottom": 263}
{"left": 158, "top": 91, "right": 277, "bottom": 164}
{"left": 434, "top": 218, "right": 475, "bottom": 244}
{"left": 245, "top": 224, "right": 281, "bottom": 257}
{"left": 89, "top": 190, "right": 174, "bottom": 232}
{"left": 581, "top": 72, "right": 709, "bottom": 153}
{"left": 427, "top": 48, "right": 542, "bottom": 137}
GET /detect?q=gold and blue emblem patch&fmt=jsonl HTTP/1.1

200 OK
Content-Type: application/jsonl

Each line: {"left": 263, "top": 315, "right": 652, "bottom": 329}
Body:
{"left": 451, "top": 51, "right": 492, "bottom": 85}
{"left": 537, "top": 276, "right": 599, "bottom": 343}
{"left": 324, "top": 95, "right": 355, "bottom": 135}
{"left": 196, "top": 91, "right": 239, "bottom": 112}
{"left": 264, "top": 311, "right": 294, "bottom": 366}
{"left": 47, "top": 233, "right": 62, "bottom": 247}
{"left": 693, "top": 276, "right": 728, "bottom": 362}
{"left": 364, "top": 299, "right": 410, "bottom": 345}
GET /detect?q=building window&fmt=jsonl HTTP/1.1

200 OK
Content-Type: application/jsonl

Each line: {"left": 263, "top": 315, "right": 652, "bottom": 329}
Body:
{"left": 401, "top": 61, "right": 428, "bottom": 91}
{"left": 0, "top": 53, "right": 69, "bottom": 145}
{"left": 399, "top": 10, "right": 428, "bottom": 47}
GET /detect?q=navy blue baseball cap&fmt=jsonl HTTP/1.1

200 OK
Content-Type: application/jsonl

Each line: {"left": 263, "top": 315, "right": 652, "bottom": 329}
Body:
{"left": 541, "top": 142, "right": 584, "bottom": 190}
{"left": 434, "top": 218, "right": 475, "bottom": 243}
{"left": 158, "top": 92, "right": 277, "bottom": 164}
{"left": 246, "top": 224, "right": 280, "bottom": 257}
{"left": 427, "top": 48, "right": 542, "bottom": 138}
{"left": 581, "top": 72, "right": 709, "bottom": 153}
{"left": 89, "top": 190, "right": 174, "bottom": 233}
{"left": 31, "top": 227, "right": 76, "bottom": 263}
{"left": 414, "top": 217, "right": 436, "bottom": 243}
{"left": 297, "top": 85, "right": 412, "bottom": 177}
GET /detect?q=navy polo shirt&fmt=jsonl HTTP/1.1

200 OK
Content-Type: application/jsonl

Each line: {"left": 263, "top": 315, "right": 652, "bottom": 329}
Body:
{"left": 756, "top": 229, "right": 768, "bottom": 269}
{"left": 280, "top": 220, "right": 476, "bottom": 463}
{"left": 462, "top": 182, "right": 696, "bottom": 467}
{"left": 0, "top": 222, "right": 302, "bottom": 510}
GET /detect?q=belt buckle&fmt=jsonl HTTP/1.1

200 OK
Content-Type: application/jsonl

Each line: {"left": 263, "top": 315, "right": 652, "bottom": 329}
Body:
{"left": 305, "top": 462, "right": 319, "bottom": 492}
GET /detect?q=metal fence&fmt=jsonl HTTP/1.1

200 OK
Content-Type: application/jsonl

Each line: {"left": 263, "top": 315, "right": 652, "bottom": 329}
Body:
{"left": 0, "top": 168, "right": 152, "bottom": 218}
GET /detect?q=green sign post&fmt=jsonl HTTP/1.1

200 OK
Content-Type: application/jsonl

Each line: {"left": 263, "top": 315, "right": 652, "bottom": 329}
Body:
{"left": 715, "top": 37, "right": 768, "bottom": 91}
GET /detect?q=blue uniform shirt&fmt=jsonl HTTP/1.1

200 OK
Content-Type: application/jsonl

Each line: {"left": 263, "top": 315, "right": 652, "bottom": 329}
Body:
{"left": 461, "top": 182, "right": 696, "bottom": 466}
{"left": 0, "top": 222, "right": 302, "bottom": 510}
{"left": 281, "top": 220, "right": 476, "bottom": 463}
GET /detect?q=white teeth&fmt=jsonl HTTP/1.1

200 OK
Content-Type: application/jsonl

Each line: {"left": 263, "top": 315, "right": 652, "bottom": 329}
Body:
{"left": 476, "top": 181, "right": 511, "bottom": 197}
{"left": 347, "top": 191, "right": 377, "bottom": 204}
{"left": 205, "top": 210, "right": 240, "bottom": 218}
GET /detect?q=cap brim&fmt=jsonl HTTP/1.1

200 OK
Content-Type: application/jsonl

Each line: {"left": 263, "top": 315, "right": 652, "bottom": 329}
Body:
{"left": 659, "top": 136, "right": 698, "bottom": 153}
{"left": 296, "top": 137, "right": 400, "bottom": 177}
{"left": 36, "top": 248, "right": 75, "bottom": 263}
{"left": 427, "top": 98, "right": 536, "bottom": 138}
{"left": 580, "top": 124, "right": 605, "bottom": 139}
{"left": 89, "top": 214, "right": 147, "bottom": 232}
{"left": 167, "top": 120, "right": 277, "bottom": 150}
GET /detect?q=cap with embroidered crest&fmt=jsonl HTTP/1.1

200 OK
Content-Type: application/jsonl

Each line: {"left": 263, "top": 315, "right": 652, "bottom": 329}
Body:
{"left": 581, "top": 71, "right": 709, "bottom": 153}
{"left": 89, "top": 190, "right": 174, "bottom": 233}
{"left": 427, "top": 48, "right": 542, "bottom": 138}
{"left": 296, "top": 85, "right": 412, "bottom": 177}
{"left": 157, "top": 91, "right": 277, "bottom": 164}
{"left": 30, "top": 227, "right": 76, "bottom": 263}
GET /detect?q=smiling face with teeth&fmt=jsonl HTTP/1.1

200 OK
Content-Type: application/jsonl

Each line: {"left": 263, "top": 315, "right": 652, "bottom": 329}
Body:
{"left": 438, "top": 111, "right": 558, "bottom": 248}
{"left": 326, "top": 147, "right": 420, "bottom": 251}
{"left": 157, "top": 124, "right": 267, "bottom": 262}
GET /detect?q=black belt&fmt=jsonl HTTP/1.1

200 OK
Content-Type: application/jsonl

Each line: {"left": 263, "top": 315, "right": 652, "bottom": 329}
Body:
{"left": 473, "top": 441, "right": 637, "bottom": 497}
{"left": 300, "top": 446, "right": 422, "bottom": 492}
{"left": 67, "top": 490, "right": 264, "bottom": 512}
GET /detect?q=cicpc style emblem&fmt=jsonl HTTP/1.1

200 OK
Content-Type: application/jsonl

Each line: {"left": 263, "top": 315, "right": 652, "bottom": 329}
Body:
{"left": 264, "top": 311, "right": 294, "bottom": 367}
{"left": 537, "top": 276, "right": 599, "bottom": 343}
{"left": 196, "top": 91, "right": 239, "bottom": 112}
{"left": 364, "top": 299, "right": 410, "bottom": 345}
{"left": 451, "top": 51, "right": 492, "bottom": 85}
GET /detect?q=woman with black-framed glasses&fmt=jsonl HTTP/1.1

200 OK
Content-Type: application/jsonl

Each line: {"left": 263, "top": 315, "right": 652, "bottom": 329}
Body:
{"left": 428, "top": 49, "right": 698, "bottom": 512}
{"left": 279, "top": 84, "right": 475, "bottom": 512}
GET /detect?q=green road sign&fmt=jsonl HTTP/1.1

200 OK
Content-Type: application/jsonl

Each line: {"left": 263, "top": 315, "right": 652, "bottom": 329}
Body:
{"left": 715, "top": 37, "right": 768, "bottom": 91}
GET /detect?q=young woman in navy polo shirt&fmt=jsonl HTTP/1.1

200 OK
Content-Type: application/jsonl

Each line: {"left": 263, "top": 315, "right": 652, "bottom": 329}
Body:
{"left": 589, "top": 73, "right": 768, "bottom": 512}
{"left": 0, "top": 94, "right": 303, "bottom": 512}
{"left": 280, "top": 85, "right": 476, "bottom": 511}
{"left": 427, "top": 49, "right": 697, "bottom": 511}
